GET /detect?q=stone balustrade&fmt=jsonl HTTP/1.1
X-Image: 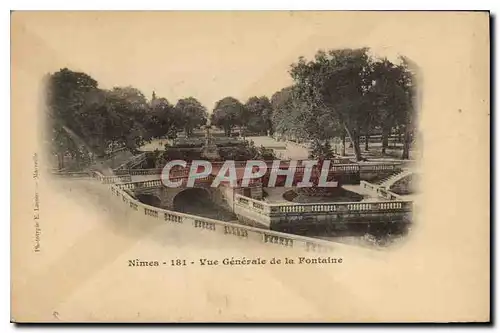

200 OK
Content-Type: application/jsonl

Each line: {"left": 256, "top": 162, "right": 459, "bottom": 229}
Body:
{"left": 129, "top": 201, "right": 138, "bottom": 211}
{"left": 361, "top": 181, "right": 377, "bottom": 192}
{"left": 194, "top": 219, "right": 216, "bottom": 231}
{"left": 129, "top": 168, "right": 163, "bottom": 176}
{"left": 360, "top": 180, "right": 406, "bottom": 201}
{"left": 263, "top": 234, "right": 294, "bottom": 247}
{"left": 359, "top": 163, "right": 400, "bottom": 172}
{"left": 54, "top": 166, "right": 411, "bottom": 253}
{"left": 114, "top": 169, "right": 131, "bottom": 176}
{"left": 377, "top": 188, "right": 403, "bottom": 201}
{"left": 101, "top": 169, "right": 411, "bottom": 217}
{"left": 224, "top": 225, "right": 249, "bottom": 238}
{"left": 106, "top": 181, "right": 340, "bottom": 253}
{"left": 107, "top": 160, "right": 401, "bottom": 185}
{"left": 269, "top": 200, "right": 412, "bottom": 214}
{"left": 54, "top": 169, "right": 397, "bottom": 254}
{"left": 305, "top": 241, "right": 334, "bottom": 253}
{"left": 95, "top": 169, "right": 412, "bottom": 217}
{"left": 115, "top": 179, "right": 163, "bottom": 190}
{"left": 164, "top": 212, "right": 182, "bottom": 223}
{"left": 234, "top": 194, "right": 270, "bottom": 216}
{"left": 330, "top": 164, "right": 360, "bottom": 173}
{"left": 174, "top": 159, "right": 387, "bottom": 170}
{"left": 101, "top": 175, "right": 133, "bottom": 184}
{"left": 144, "top": 207, "right": 159, "bottom": 217}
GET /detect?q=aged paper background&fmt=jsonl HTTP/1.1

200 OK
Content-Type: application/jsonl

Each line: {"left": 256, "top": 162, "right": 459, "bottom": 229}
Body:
{"left": 11, "top": 11, "right": 490, "bottom": 322}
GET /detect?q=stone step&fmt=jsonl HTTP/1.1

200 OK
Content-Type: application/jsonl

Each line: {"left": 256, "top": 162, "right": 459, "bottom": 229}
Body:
{"left": 374, "top": 170, "right": 404, "bottom": 186}
{"left": 378, "top": 170, "right": 410, "bottom": 188}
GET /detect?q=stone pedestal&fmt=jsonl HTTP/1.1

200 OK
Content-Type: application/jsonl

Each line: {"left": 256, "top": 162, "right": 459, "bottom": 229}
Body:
{"left": 201, "top": 124, "right": 220, "bottom": 160}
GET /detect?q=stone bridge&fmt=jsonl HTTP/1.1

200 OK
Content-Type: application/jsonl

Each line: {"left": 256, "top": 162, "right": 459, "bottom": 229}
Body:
{"left": 57, "top": 168, "right": 414, "bottom": 249}
{"left": 102, "top": 156, "right": 414, "bottom": 231}
{"left": 118, "top": 178, "right": 215, "bottom": 210}
{"left": 114, "top": 175, "right": 413, "bottom": 231}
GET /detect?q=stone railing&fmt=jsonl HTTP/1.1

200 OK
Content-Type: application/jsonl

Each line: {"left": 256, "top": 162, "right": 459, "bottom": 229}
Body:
{"left": 360, "top": 180, "right": 406, "bottom": 201}
{"left": 330, "top": 164, "right": 360, "bottom": 173}
{"left": 361, "top": 180, "right": 378, "bottom": 192}
{"left": 90, "top": 171, "right": 132, "bottom": 184}
{"left": 235, "top": 190, "right": 411, "bottom": 220}
{"left": 359, "top": 163, "right": 401, "bottom": 172}
{"left": 129, "top": 168, "right": 163, "bottom": 176}
{"left": 102, "top": 175, "right": 132, "bottom": 184}
{"left": 114, "top": 169, "right": 131, "bottom": 176}
{"left": 92, "top": 167, "right": 412, "bottom": 216}
{"left": 115, "top": 175, "right": 263, "bottom": 191}
{"left": 171, "top": 159, "right": 386, "bottom": 169}
{"left": 234, "top": 194, "right": 271, "bottom": 216}
{"left": 132, "top": 161, "right": 400, "bottom": 181}
{"left": 99, "top": 170, "right": 411, "bottom": 216}
{"left": 52, "top": 170, "right": 404, "bottom": 254}
{"left": 268, "top": 200, "right": 412, "bottom": 214}
{"left": 359, "top": 162, "right": 406, "bottom": 172}
{"left": 376, "top": 187, "right": 405, "bottom": 201}
{"left": 115, "top": 179, "right": 163, "bottom": 190}
{"left": 106, "top": 178, "right": 338, "bottom": 253}
{"left": 249, "top": 162, "right": 396, "bottom": 174}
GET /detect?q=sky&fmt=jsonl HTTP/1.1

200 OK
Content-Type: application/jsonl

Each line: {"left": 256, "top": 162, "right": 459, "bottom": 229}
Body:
{"left": 13, "top": 11, "right": 434, "bottom": 111}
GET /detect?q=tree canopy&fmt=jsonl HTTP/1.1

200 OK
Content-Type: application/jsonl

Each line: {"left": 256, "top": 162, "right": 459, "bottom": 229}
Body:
{"left": 244, "top": 96, "right": 273, "bottom": 135}
{"left": 278, "top": 48, "right": 416, "bottom": 160}
{"left": 48, "top": 50, "right": 417, "bottom": 171}
{"left": 175, "top": 97, "right": 208, "bottom": 137}
{"left": 211, "top": 97, "right": 247, "bottom": 136}
{"left": 47, "top": 68, "right": 211, "bottom": 169}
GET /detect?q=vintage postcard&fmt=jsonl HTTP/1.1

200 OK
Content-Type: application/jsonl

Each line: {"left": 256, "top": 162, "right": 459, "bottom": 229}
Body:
{"left": 11, "top": 11, "right": 490, "bottom": 323}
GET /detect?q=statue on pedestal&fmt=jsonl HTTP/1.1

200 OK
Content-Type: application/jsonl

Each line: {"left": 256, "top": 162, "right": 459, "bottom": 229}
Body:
{"left": 201, "top": 118, "right": 220, "bottom": 160}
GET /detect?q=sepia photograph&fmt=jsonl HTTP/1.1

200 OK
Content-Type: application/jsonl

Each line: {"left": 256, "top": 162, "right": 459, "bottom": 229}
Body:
{"left": 10, "top": 11, "right": 490, "bottom": 323}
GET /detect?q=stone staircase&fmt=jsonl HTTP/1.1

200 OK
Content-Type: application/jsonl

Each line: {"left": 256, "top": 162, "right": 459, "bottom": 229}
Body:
{"left": 115, "top": 152, "right": 147, "bottom": 170}
{"left": 376, "top": 169, "right": 413, "bottom": 189}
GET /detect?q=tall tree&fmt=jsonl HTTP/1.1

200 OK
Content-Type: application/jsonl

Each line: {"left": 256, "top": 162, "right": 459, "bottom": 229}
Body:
{"left": 397, "top": 56, "right": 417, "bottom": 159}
{"left": 103, "top": 86, "right": 150, "bottom": 150}
{"left": 175, "top": 97, "right": 208, "bottom": 137}
{"left": 46, "top": 68, "right": 100, "bottom": 164}
{"left": 211, "top": 97, "right": 246, "bottom": 136}
{"left": 47, "top": 69, "right": 158, "bottom": 167}
{"left": 245, "top": 96, "right": 273, "bottom": 135}
{"left": 270, "top": 86, "right": 307, "bottom": 141}
{"left": 149, "top": 97, "right": 180, "bottom": 139}
{"left": 290, "top": 48, "right": 375, "bottom": 161}
{"left": 369, "top": 58, "right": 411, "bottom": 155}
